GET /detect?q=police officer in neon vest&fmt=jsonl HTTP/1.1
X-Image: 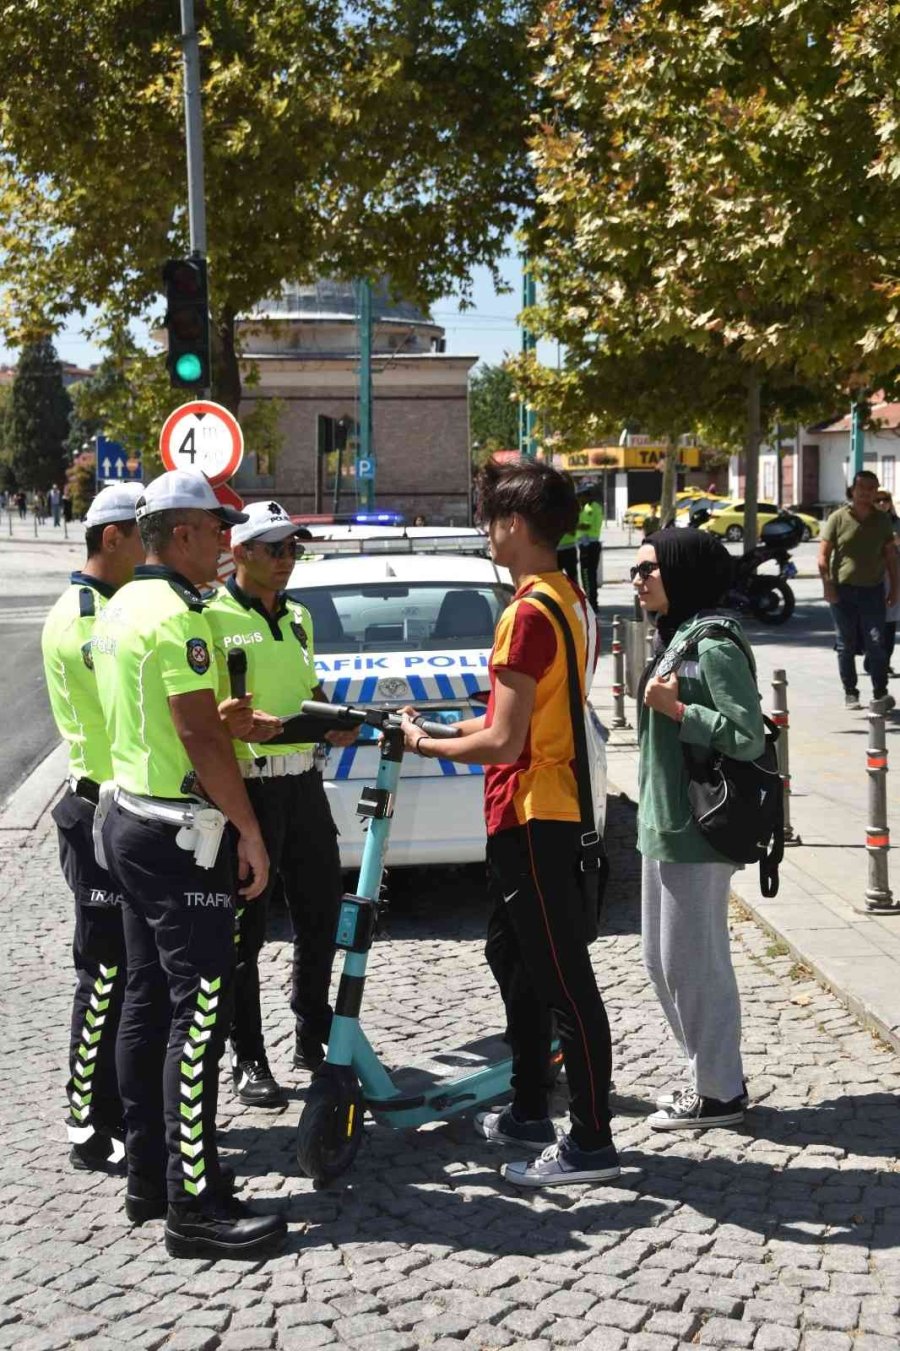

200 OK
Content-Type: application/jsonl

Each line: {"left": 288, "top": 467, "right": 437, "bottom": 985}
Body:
{"left": 92, "top": 470, "right": 286, "bottom": 1260}
{"left": 41, "top": 482, "right": 145, "bottom": 1174}
{"left": 205, "top": 501, "right": 355, "bottom": 1107}
{"left": 576, "top": 488, "right": 604, "bottom": 610}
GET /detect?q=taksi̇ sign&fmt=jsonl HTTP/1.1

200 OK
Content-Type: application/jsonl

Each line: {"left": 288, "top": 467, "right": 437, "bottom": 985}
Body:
{"left": 559, "top": 444, "right": 701, "bottom": 472}
{"left": 159, "top": 400, "right": 244, "bottom": 486}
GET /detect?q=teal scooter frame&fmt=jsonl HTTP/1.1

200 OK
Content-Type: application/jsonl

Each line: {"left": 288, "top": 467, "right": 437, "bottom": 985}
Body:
{"left": 294, "top": 698, "right": 547, "bottom": 1185}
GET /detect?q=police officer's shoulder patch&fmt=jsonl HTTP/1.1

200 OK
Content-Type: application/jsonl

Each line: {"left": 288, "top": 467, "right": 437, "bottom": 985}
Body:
{"left": 186, "top": 636, "right": 211, "bottom": 674}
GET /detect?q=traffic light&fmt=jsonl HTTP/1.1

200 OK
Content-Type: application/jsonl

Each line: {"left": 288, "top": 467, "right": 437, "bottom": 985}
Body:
{"left": 163, "top": 257, "right": 210, "bottom": 390}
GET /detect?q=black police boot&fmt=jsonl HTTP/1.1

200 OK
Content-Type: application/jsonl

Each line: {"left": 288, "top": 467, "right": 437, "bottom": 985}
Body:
{"left": 69, "top": 1131, "right": 126, "bottom": 1176}
{"left": 126, "top": 1167, "right": 238, "bottom": 1225}
{"left": 164, "top": 1195, "right": 287, "bottom": 1259}
{"left": 292, "top": 1027, "right": 325, "bottom": 1072}
{"left": 232, "top": 1053, "right": 286, "bottom": 1108}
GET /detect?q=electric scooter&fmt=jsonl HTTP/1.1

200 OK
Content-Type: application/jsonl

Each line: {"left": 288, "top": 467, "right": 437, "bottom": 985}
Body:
{"left": 293, "top": 698, "right": 552, "bottom": 1186}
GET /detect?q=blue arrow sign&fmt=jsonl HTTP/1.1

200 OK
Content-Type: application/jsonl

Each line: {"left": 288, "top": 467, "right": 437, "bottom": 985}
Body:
{"left": 96, "top": 436, "right": 141, "bottom": 486}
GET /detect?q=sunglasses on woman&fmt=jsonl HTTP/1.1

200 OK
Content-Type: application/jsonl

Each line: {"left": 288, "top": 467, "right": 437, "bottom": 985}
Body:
{"left": 630, "top": 561, "right": 660, "bottom": 582}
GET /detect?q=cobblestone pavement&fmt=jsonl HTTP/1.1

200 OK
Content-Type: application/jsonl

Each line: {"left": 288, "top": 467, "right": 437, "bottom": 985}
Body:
{"left": 2, "top": 798, "right": 900, "bottom": 1351}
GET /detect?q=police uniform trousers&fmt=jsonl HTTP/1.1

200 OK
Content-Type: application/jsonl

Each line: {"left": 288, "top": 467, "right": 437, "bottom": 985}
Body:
{"left": 52, "top": 789, "right": 126, "bottom": 1143}
{"left": 579, "top": 539, "right": 601, "bottom": 610}
{"left": 102, "top": 803, "right": 236, "bottom": 1204}
{"left": 232, "top": 769, "right": 342, "bottom": 1061}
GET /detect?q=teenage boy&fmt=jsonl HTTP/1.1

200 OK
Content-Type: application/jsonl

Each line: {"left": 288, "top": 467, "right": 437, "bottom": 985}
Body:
{"left": 400, "top": 457, "right": 619, "bottom": 1187}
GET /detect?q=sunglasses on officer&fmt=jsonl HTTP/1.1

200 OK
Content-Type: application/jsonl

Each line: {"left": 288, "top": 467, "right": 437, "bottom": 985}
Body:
{"left": 248, "top": 536, "right": 305, "bottom": 559}
{"left": 630, "top": 561, "right": 661, "bottom": 582}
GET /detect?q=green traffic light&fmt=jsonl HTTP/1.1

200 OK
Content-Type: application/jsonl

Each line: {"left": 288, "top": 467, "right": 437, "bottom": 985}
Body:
{"left": 175, "top": 352, "right": 203, "bottom": 383}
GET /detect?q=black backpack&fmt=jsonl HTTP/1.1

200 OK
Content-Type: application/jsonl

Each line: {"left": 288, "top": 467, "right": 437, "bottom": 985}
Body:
{"left": 663, "top": 623, "right": 784, "bottom": 898}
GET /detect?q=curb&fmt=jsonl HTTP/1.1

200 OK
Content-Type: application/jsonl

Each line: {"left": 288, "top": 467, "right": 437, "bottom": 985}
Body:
{"left": 0, "top": 742, "right": 67, "bottom": 831}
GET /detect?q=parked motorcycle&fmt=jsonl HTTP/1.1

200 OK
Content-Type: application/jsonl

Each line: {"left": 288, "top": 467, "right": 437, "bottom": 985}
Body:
{"left": 691, "top": 509, "right": 803, "bottom": 625}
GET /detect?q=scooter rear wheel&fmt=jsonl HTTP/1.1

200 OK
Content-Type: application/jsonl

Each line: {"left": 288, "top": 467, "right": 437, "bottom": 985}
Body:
{"left": 750, "top": 578, "right": 795, "bottom": 625}
{"left": 296, "top": 1072, "right": 363, "bottom": 1184}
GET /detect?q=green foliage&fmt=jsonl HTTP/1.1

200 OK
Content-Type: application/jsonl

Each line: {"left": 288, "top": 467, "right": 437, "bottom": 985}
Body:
{"left": 469, "top": 363, "right": 520, "bottom": 459}
{"left": 0, "top": 1, "right": 538, "bottom": 410}
{"left": 66, "top": 452, "right": 96, "bottom": 520}
{"left": 0, "top": 383, "right": 13, "bottom": 490}
{"left": 517, "top": 0, "right": 900, "bottom": 460}
{"left": 7, "top": 338, "right": 71, "bottom": 491}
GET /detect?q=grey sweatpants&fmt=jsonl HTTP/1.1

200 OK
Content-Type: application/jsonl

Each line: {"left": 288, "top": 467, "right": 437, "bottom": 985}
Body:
{"left": 641, "top": 856, "right": 744, "bottom": 1102}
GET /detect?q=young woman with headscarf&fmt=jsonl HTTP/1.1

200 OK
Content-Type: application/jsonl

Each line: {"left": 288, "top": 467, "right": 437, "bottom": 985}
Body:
{"left": 632, "top": 527, "right": 765, "bottom": 1131}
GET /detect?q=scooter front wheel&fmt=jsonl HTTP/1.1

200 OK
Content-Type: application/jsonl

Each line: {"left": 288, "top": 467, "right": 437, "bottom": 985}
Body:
{"left": 296, "top": 1071, "right": 363, "bottom": 1184}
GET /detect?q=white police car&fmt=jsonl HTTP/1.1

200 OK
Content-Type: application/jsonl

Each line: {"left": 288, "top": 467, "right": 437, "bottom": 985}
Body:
{"left": 286, "top": 538, "right": 608, "bottom": 870}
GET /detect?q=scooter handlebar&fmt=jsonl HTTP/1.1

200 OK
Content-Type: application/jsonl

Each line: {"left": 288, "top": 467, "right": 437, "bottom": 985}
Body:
{"left": 410, "top": 715, "right": 462, "bottom": 740}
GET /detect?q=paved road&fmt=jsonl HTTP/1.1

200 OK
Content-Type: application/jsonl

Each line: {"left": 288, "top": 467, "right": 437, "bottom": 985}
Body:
{"left": 0, "top": 538, "right": 76, "bottom": 805}
{"left": 2, "top": 795, "right": 899, "bottom": 1350}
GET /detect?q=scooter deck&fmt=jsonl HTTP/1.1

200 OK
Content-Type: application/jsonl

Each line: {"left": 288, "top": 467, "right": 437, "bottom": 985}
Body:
{"left": 365, "top": 1031, "right": 513, "bottom": 1123}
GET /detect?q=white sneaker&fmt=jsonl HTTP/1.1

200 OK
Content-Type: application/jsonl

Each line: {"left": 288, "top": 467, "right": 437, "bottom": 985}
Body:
{"left": 501, "top": 1139, "right": 621, "bottom": 1187}
{"left": 655, "top": 1081, "right": 748, "bottom": 1110}
{"left": 648, "top": 1090, "right": 745, "bottom": 1132}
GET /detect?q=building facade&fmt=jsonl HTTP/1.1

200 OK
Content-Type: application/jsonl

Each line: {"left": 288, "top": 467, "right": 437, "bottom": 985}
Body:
{"left": 233, "top": 281, "right": 477, "bottom": 524}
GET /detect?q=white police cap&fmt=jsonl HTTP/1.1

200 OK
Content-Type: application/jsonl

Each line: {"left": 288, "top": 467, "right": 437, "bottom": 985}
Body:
{"left": 84, "top": 481, "right": 145, "bottom": 528}
{"left": 230, "top": 500, "right": 302, "bottom": 547}
{"left": 134, "top": 470, "right": 248, "bottom": 526}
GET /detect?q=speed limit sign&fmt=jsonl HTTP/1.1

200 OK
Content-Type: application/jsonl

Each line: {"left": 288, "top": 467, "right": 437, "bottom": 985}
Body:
{"left": 159, "top": 400, "right": 244, "bottom": 486}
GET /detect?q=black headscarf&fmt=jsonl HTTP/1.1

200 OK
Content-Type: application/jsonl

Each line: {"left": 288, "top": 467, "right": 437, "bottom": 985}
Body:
{"left": 644, "top": 526, "right": 734, "bottom": 644}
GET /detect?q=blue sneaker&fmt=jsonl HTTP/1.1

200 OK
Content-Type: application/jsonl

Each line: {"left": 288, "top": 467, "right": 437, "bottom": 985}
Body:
{"left": 501, "top": 1137, "right": 620, "bottom": 1187}
{"left": 474, "top": 1107, "right": 557, "bottom": 1151}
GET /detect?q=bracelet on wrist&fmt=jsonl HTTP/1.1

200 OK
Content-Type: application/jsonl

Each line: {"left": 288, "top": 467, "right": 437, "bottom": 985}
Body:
{"left": 416, "top": 734, "right": 430, "bottom": 757}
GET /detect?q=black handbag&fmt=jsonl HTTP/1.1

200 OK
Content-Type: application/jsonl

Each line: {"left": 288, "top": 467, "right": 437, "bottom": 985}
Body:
{"left": 672, "top": 624, "right": 784, "bottom": 898}
{"left": 526, "top": 591, "right": 609, "bottom": 941}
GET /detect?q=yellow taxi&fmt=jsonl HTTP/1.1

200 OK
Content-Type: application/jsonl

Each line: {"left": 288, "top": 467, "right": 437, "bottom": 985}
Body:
{"left": 623, "top": 489, "right": 705, "bottom": 529}
{"left": 699, "top": 499, "right": 820, "bottom": 543}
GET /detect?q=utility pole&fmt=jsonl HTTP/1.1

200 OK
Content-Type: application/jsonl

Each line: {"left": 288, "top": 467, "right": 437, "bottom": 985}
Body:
{"left": 357, "top": 280, "right": 374, "bottom": 510}
{"left": 178, "top": 0, "right": 209, "bottom": 394}
{"left": 519, "top": 260, "right": 537, "bottom": 458}
{"left": 850, "top": 396, "right": 866, "bottom": 479}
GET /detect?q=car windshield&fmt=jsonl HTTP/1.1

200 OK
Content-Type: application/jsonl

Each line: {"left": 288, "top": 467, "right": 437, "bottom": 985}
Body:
{"left": 285, "top": 581, "right": 513, "bottom": 653}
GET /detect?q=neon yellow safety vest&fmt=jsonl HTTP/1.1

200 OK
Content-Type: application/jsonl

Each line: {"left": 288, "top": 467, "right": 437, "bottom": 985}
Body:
{"left": 92, "top": 565, "right": 218, "bottom": 799}
{"left": 558, "top": 530, "right": 577, "bottom": 550}
{"left": 205, "top": 577, "right": 319, "bottom": 759}
{"left": 41, "top": 571, "right": 117, "bottom": 783}
{"left": 577, "top": 501, "right": 604, "bottom": 542}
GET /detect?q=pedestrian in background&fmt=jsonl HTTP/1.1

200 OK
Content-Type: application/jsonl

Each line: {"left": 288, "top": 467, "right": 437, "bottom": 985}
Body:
{"left": 634, "top": 527, "right": 764, "bottom": 1131}
{"left": 576, "top": 486, "right": 604, "bottom": 610}
{"left": 875, "top": 489, "right": 900, "bottom": 676}
{"left": 819, "top": 470, "right": 898, "bottom": 713}
{"left": 50, "top": 483, "right": 62, "bottom": 527}
{"left": 16, "top": 489, "right": 26, "bottom": 519}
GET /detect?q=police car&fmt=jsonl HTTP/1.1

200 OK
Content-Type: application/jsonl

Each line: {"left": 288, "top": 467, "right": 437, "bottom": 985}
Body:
{"left": 286, "top": 536, "right": 608, "bottom": 871}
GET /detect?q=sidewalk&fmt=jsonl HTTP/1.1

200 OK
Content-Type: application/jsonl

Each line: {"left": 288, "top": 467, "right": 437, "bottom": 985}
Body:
{"left": 592, "top": 574, "right": 900, "bottom": 1056}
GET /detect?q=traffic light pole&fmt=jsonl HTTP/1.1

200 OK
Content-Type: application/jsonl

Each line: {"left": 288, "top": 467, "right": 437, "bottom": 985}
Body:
{"left": 519, "top": 260, "right": 537, "bottom": 459}
{"left": 850, "top": 397, "right": 865, "bottom": 478}
{"left": 180, "top": 0, "right": 207, "bottom": 258}
{"left": 357, "top": 280, "right": 374, "bottom": 510}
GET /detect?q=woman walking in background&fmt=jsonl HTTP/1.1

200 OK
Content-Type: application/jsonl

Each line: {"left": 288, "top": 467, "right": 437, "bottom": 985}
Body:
{"left": 634, "top": 528, "right": 764, "bottom": 1131}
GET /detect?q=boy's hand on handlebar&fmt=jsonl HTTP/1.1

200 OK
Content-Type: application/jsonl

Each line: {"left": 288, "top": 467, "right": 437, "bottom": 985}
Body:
{"left": 325, "top": 728, "right": 357, "bottom": 747}
{"left": 398, "top": 705, "right": 420, "bottom": 720}
{"left": 400, "top": 713, "right": 425, "bottom": 754}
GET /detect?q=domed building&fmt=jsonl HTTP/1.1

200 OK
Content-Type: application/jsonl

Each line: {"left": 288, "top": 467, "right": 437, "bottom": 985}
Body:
{"left": 234, "top": 280, "right": 477, "bottom": 522}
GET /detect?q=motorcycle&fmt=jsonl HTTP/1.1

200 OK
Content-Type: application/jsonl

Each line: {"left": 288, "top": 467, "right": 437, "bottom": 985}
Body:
{"left": 689, "top": 508, "right": 802, "bottom": 625}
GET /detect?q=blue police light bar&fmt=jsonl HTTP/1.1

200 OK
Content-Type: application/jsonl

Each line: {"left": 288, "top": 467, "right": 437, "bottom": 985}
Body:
{"left": 353, "top": 511, "right": 404, "bottom": 525}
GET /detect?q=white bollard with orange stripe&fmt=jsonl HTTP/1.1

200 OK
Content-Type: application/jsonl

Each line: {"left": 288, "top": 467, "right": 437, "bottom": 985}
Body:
{"left": 771, "top": 669, "right": 800, "bottom": 846}
{"left": 865, "top": 709, "right": 894, "bottom": 911}
{"left": 610, "top": 615, "right": 630, "bottom": 729}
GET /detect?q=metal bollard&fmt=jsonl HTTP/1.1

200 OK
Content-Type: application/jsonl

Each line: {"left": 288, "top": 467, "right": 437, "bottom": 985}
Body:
{"left": 610, "top": 615, "right": 629, "bottom": 729}
{"left": 33, "top": 513, "right": 38, "bottom": 538}
{"left": 771, "top": 669, "right": 800, "bottom": 845}
{"left": 865, "top": 710, "right": 894, "bottom": 910}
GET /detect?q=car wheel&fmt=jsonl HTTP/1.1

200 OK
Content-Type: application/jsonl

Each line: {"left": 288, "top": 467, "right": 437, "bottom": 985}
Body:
{"left": 725, "top": 525, "right": 744, "bottom": 543}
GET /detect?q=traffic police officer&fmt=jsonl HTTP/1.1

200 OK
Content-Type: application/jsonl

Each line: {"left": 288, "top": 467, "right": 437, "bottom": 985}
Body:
{"left": 92, "top": 469, "right": 286, "bottom": 1259}
{"left": 205, "top": 500, "right": 354, "bottom": 1107}
{"left": 41, "top": 482, "right": 145, "bottom": 1172}
{"left": 576, "top": 488, "right": 604, "bottom": 610}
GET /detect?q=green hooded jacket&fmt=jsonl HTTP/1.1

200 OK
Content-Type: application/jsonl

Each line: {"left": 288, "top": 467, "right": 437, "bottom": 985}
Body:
{"left": 637, "top": 612, "right": 766, "bottom": 863}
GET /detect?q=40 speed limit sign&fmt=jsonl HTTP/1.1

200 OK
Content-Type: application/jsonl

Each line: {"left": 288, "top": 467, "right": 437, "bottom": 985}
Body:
{"left": 159, "top": 400, "right": 244, "bottom": 486}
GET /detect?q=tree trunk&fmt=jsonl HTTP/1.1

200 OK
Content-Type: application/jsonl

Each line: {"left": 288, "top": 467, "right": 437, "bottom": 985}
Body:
{"left": 743, "top": 372, "right": 762, "bottom": 552}
{"left": 212, "top": 306, "right": 242, "bottom": 416}
{"left": 659, "top": 435, "right": 678, "bottom": 527}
